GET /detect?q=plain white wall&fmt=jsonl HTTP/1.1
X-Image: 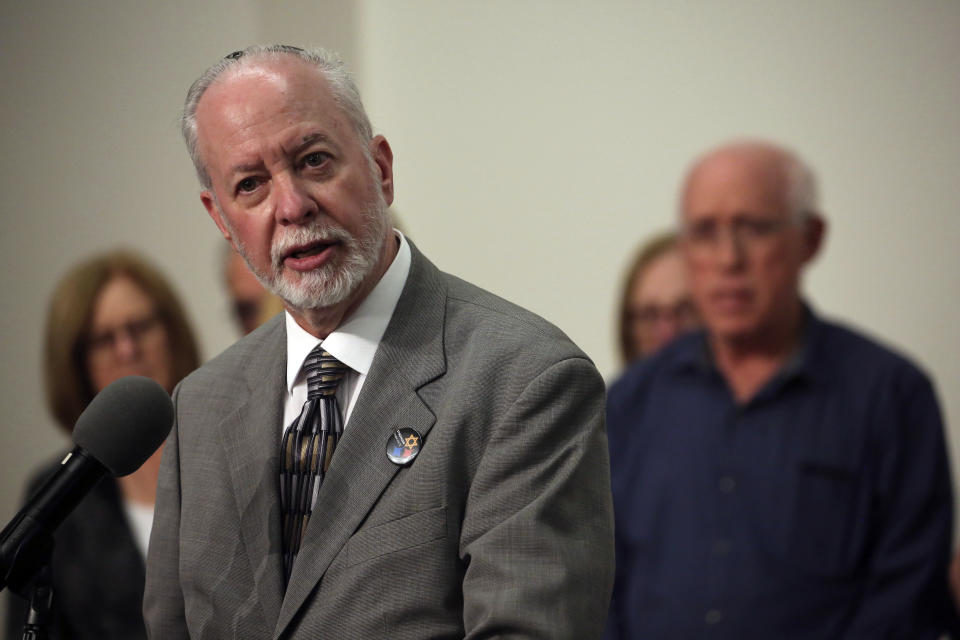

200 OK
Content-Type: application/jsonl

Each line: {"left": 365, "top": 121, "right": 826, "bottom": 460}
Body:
{"left": 1, "top": 0, "right": 958, "bottom": 615}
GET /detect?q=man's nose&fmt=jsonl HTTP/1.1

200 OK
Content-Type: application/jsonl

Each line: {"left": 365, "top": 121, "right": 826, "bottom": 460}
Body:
{"left": 715, "top": 225, "right": 746, "bottom": 270}
{"left": 274, "top": 174, "right": 319, "bottom": 225}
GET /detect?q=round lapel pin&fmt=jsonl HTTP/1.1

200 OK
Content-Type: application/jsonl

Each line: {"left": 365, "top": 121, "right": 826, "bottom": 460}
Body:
{"left": 386, "top": 428, "right": 422, "bottom": 465}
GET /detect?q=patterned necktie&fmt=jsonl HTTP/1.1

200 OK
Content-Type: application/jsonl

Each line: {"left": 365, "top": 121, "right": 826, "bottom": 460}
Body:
{"left": 280, "top": 346, "right": 349, "bottom": 583}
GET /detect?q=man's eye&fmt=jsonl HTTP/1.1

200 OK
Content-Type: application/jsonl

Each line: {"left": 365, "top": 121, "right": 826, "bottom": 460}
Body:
{"left": 688, "top": 222, "right": 715, "bottom": 241}
{"left": 237, "top": 177, "right": 259, "bottom": 193}
{"left": 302, "top": 152, "right": 329, "bottom": 168}
{"left": 741, "top": 219, "right": 778, "bottom": 236}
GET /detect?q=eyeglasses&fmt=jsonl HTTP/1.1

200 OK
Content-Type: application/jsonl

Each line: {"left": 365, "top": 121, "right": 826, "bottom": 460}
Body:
{"left": 224, "top": 45, "right": 305, "bottom": 60}
{"left": 681, "top": 216, "right": 797, "bottom": 256}
{"left": 86, "top": 314, "right": 163, "bottom": 355}
{"left": 628, "top": 300, "right": 699, "bottom": 330}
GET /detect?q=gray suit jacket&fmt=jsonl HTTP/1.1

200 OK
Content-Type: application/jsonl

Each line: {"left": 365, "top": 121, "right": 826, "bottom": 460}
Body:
{"left": 144, "top": 244, "right": 614, "bottom": 639}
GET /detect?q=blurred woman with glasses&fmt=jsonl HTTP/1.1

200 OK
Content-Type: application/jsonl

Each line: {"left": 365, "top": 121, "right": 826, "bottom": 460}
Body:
{"left": 6, "top": 249, "right": 200, "bottom": 640}
{"left": 617, "top": 231, "right": 699, "bottom": 367}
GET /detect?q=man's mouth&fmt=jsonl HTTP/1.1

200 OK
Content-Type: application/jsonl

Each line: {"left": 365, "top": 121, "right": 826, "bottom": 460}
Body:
{"left": 709, "top": 288, "right": 753, "bottom": 311}
{"left": 289, "top": 242, "right": 332, "bottom": 259}
{"left": 280, "top": 240, "right": 340, "bottom": 272}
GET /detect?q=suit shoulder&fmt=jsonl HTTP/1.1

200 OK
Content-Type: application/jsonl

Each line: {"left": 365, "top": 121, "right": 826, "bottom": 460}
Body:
{"left": 441, "top": 272, "right": 588, "bottom": 364}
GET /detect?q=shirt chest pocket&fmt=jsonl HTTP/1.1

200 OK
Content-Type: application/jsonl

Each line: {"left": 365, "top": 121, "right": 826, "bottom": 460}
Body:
{"left": 789, "top": 460, "right": 868, "bottom": 578}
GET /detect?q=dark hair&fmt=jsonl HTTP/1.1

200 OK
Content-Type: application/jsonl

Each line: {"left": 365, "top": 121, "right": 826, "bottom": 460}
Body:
{"left": 44, "top": 249, "right": 201, "bottom": 431}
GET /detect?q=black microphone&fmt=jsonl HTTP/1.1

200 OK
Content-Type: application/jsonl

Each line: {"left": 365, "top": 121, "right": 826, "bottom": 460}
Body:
{"left": 0, "top": 375, "right": 174, "bottom": 593}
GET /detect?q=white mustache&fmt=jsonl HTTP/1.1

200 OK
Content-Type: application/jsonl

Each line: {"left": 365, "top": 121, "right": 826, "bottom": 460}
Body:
{"left": 270, "top": 222, "right": 354, "bottom": 267}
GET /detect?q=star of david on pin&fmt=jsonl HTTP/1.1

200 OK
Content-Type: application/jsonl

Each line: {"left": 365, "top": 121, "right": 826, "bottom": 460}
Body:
{"left": 385, "top": 427, "right": 422, "bottom": 465}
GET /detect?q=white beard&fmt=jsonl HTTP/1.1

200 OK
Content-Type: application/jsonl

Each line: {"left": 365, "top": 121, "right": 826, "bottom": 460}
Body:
{"left": 232, "top": 193, "right": 391, "bottom": 311}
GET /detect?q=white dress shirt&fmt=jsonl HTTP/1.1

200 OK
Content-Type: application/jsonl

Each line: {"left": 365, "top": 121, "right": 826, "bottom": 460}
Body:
{"left": 122, "top": 499, "right": 154, "bottom": 559}
{"left": 281, "top": 231, "right": 411, "bottom": 437}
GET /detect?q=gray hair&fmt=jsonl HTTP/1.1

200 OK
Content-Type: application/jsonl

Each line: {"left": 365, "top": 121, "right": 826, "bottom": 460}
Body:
{"left": 181, "top": 45, "right": 373, "bottom": 189}
{"left": 782, "top": 150, "right": 819, "bottom": 223}
{"left": 681, "top": 139, "right": 821, "bottom": 224}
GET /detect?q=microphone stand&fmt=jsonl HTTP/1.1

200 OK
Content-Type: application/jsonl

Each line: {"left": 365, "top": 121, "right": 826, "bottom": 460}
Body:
{"left": 21, "top": 560, "right": 54, "bottom": 640}
{"left": 2, "top": 487, "right": 57, "bottom": 639}
{"left": 2, "top": 511, "right": 56, "bottom": 638}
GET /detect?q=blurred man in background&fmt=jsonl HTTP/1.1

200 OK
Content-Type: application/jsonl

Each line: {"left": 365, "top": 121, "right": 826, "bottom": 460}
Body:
{"left": 223, "top": 243, "right": 283, "bottom": 334}
{"left": 606, "top": 140, "right": 953, "bottom": 638}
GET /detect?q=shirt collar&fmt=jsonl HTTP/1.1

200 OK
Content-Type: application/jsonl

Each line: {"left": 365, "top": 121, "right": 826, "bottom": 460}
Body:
{"left": 285, "top": 230, "right": 411, "bottom": 393}
{"left": 783, "top": 303, "right": 824, "bottom": 384}
{"left": 669, "top": 302, "right": 823, "bottom": 387}
{"left": 668, "top": 330, "right": 712, "bottom": 375}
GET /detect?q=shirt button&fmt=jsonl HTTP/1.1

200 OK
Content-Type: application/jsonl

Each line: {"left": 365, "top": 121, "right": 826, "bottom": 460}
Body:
{"left": 712, "top": 539, "right": 731, "bottom": 555}
{"left": 705, "top": 609, "right": 723, "bottom": 625}
{"left": 718, "top": 475, "right": 736, "bottom": 493}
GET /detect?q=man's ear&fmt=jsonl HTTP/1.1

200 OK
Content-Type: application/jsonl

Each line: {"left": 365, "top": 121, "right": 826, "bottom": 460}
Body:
{"left": 369, "top": 135, "right": 394, "bottom": 206}
{"left": 802, "top": 214, "right": 827, "bottom": 264}
{"left": 202, "top": 190, "right": 234, "bottom": 243}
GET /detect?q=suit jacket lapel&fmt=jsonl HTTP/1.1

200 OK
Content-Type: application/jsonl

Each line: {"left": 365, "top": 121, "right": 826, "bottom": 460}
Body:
{"left": 275, "top": 243, "right": 448, "bottom": 637}
{"left": 216, "top": 315, "right": 287, "bottom": 631}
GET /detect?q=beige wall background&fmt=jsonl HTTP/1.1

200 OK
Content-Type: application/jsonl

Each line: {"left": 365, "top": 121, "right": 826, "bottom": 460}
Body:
{"left": 1, "top": 0, "right": 958, "bottom": 608}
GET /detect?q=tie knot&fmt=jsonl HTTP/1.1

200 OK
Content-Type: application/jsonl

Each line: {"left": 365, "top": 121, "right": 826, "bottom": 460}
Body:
{"left": 303, "top": 348, "right": 349, "bottom": 398}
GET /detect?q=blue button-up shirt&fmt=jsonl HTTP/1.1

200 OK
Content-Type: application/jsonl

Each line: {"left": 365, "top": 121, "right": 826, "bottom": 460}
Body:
{"left": 605, "top": 309, "right": 953, "bottom": 639}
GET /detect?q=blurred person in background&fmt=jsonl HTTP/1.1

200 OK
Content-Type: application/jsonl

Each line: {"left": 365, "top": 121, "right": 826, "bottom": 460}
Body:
{"left": 605, "top": 140, "right": 953, "bottom": 638}
{"left": 609, "top": 231, "right": 699, "bottom": 477}
{"left": 5, "top": 249, "right": 200, "bottom": 640}
{"left": 617, "top": 231, "right": 698, "bottom": 366}
{"left": 223, "top": 243, "right": 283, "bottom": 334}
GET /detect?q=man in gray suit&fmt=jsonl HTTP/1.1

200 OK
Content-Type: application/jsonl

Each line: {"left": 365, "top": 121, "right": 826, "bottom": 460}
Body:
{"left": 143, "top": 45, "right": 614, "bottom": 638}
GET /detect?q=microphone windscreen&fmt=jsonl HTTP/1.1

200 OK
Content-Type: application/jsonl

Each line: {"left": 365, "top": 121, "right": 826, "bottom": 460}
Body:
{"left": 72, "top": 375, "right": 175, "bottom": 477}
